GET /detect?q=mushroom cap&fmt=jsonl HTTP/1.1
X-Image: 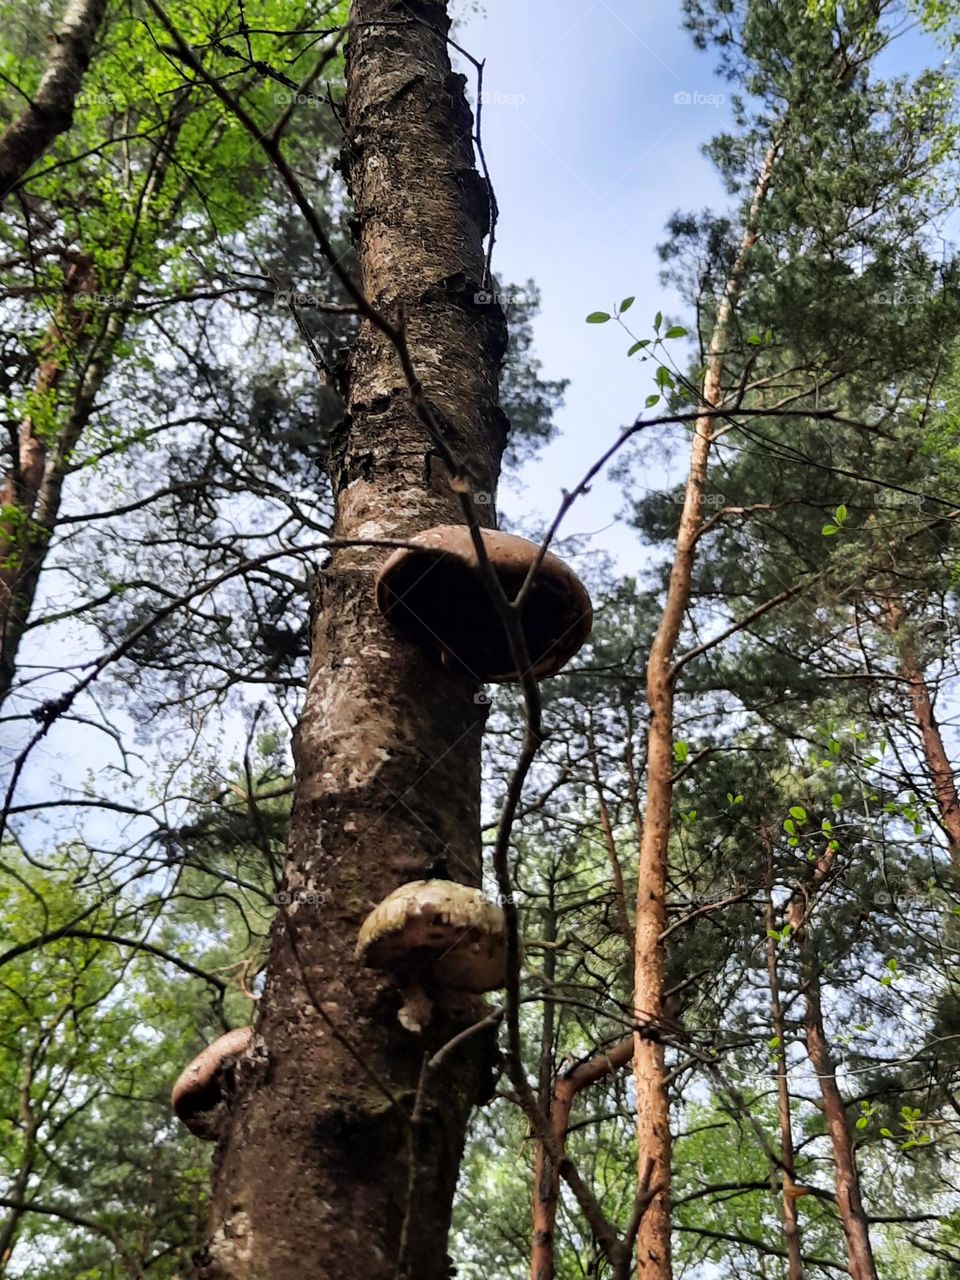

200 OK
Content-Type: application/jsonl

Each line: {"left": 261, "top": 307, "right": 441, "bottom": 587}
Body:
{"left": 356, "top": 880, "right": 507, "bottom": 993}
{"left": 171, "top": 1026, "right": 253, "bottom": 1140}
{"left": 375, "top": 525, "right": 592, "bottom": 682}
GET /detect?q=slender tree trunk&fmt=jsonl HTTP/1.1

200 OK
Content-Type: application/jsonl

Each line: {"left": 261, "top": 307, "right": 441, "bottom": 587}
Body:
{"left": 799, "top": 947, "right": 878, "bottom": 1280}
{"left": 198, "top": 7, "right": 509, "bottom": 1278}
{"left": 633, "top": 135, "right": 780, "bottom": 1279}
{"left": 0, "top": 1047, "right": 39, "bottom": 1274}
{"left": 587, "top": 713, "right": 633, "bottom": 952}
{"left": 530, "top": 1038, "right": 634, "bottom": 1280}
{"left": 0, "top": 107, "right": 187, "bottom": 707}
{"left": 0, "top": 252, "right": 96, "bottom": 694}
{"left": 0, "top": 0, "right": 108, "bottom": 203}
{"left": 764, "top": 859, "right": 804, "bottom": 1280}
{"left": 884, "top": 597, "right": 960, "bottom": 862}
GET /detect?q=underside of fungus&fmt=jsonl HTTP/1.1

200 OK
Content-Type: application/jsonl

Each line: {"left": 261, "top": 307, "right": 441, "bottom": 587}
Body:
{"left": 171, "top": 1026, "right": 253, "bottom": 1140}
{"left": 356, "top": 880, "right": 508, "bottom": 1032}
{"left": 375, "top": 525, "right": 593, "bottom": 682}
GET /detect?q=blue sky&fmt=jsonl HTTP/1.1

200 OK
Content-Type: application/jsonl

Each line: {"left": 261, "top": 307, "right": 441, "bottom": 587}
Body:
{"left": 453, "top": 1, "right": 952, "bottom": 570}
{"left": 454, "top": 0, "right": 735, "bottom": 565}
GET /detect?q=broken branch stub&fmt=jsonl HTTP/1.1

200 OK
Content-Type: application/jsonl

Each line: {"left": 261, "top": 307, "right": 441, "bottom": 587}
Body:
{"left": 375, "top": 525, "right": 592, "bottom": 682}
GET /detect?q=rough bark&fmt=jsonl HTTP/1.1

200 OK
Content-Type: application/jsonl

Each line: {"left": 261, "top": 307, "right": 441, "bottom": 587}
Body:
{"left": 530, "top": 1038, "right": 634, "bottom": 1280}
{"left": 632, "top": 136, "right": 779, "bottom": 1280}
{"left": 0, "top": 0, "right": 108, "bottom": 203}
{"left": 884, "top": 597, "right": 960, "bottom": 863}
{"left": 197, "top": 6, "right": 508, "bottom": 1279}
{"left": 800, "top": 950, "right": 878, "bottom": 1280}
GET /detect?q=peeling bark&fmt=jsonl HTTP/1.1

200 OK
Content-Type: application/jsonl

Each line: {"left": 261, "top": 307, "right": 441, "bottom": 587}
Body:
{"left": 633, "top": 136, "right": 780, "bottom": 1280}
{"left": 0, "top": 0, "right": 108, "bottom": 203}
{"left": 197, "top": 6, "right": 509, "bottom": 1279}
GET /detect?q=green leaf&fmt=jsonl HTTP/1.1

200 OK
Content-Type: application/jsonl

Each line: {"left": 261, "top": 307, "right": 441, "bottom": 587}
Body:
{"left": 665, "top": 325, "right": 688, "bottom": 338}
{"left": 586, "top": 311, "right": 611, "bottom": 324}
{"left": 654, "top": 310, "right": 663, "bottom": 333}
{"left": 673, "top": 740, "right": 689, "bottom": 763}
{"left": 789, "top": 805, "right": 807, "bottom": 822}
{"left": 628, "top": 340, "right": 649, "bottom": 356}
{"left": 831, "top": 793, "right": 843, "bottom": 809}
{"left": 620, "top": 296, "right": 635, "bottom": 313}
{"left": 656, "top": 365, "right": 675, "bottom": 389}
{"left": 822, "top": 523, "right": 839, "bottom": 536}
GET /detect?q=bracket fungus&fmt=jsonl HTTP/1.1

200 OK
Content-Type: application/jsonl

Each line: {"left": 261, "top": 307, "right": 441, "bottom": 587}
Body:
{"left": 356, "top": 879, "right": 507, "bottom": 1032}
{"left": 171, "top": 1026, "right": 253, "bottom": 1140}
{"left": 375, "top": 525, "right": 592, "bottom": 682}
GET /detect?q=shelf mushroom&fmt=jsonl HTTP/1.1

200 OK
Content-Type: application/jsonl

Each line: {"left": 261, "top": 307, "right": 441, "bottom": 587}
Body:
{"left": 356, "top": 880, "right": 508, "bottom": 1032}
{"left": 375, "top": 525, "right": 592, "bottom": 682}
{"left": 171, "top": 1026, "right": 253, "bottom": 1140}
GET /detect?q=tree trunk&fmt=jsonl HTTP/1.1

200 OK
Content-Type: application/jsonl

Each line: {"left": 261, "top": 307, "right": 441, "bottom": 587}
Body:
{"left": 764, "top": 863, "right": 804, "bottom": 1280}
{"left": 799, "top": 947, "right": 878, "bottom": 1280}
{"left": 884, "top": 596, "right": 960, "bottom": 863}
{"left": 530, "top": 1038, "right": 634, "bottom": 1280}
{"left": 0, "top": 252, "right": 96, "bottom": 696}
{"left": 197, "top": 6, "right": 509, "bottom": 1278}
{"left": 633, "top": 135, "right": 780, "bottom": 1280}
{"left": 0, "top": 106, "right": 188, "bottom": 707}
{"left": 0, "top": 1047, "right": 38, "bottom": 1275}
{"left": 0, "top": 0, "right": 108, "bottom": 203}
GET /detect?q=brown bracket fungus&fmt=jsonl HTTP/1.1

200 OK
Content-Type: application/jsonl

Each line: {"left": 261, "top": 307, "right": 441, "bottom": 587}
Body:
{"left": 375, "top": 524, "right": 592, "bottom": 682}
{"left": 171, "top": 1026, "right": 253, "bottom": 1140}
{"left": 356, "top": 879, "right": 508, "bottom": 1033}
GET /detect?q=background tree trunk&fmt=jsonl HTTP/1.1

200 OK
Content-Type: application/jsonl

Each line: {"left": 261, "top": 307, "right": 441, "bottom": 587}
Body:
{"left": 633, "top": 134, "right": 780, "bottom": 1280}
{"left": 800, "top": 949, "right": 878, "bottom": 1280}
{"left": 197, "top": 5, "right": 509, "bottom": 1278}
{"left": 884, "top": 596, "right": 960, "bottom": 863}
{"left": 764, "top": 863, "right": 804, "bottom": 1280}
{"left": 0, "top": 0, "right": 108, "bottom": 203}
